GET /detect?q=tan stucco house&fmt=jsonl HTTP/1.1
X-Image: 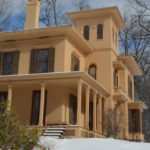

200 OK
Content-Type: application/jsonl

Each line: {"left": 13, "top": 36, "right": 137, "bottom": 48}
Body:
{"left": 0, "top": 0, "right": 147, "bottom": 141}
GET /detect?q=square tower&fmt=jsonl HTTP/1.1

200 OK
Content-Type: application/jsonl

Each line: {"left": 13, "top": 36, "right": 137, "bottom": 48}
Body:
{"left": 68, "top": 7, "right": 126, "bottom": 55}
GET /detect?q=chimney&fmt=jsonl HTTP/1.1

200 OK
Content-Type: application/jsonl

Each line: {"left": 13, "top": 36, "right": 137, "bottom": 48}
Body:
{"left": 24, "top": 0, "right": 41, "bottom": 29}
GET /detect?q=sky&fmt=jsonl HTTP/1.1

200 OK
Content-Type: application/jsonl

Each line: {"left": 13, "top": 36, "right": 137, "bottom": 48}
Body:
{"left": 9, "top": 0, "right": 129, "bottom": 30}
{"left": 12, "top": 0, "right": 128, "bottom": 14}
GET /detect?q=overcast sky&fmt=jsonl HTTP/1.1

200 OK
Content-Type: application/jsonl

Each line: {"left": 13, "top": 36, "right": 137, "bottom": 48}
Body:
{"left": 12, "top": 0, "right": 128, "bottom": 14}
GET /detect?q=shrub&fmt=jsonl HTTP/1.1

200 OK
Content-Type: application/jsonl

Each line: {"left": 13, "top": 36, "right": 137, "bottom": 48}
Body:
{"left": 0, "top": 101, "right": 39, "bottom": 150}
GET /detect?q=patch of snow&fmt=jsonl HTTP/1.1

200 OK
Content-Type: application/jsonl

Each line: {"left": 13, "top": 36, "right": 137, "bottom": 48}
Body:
{"left": 34, "top": 136, "right": 150, "bottom": 150}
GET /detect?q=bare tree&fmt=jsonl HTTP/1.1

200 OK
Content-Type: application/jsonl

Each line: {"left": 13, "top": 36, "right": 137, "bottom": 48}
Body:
{"left": 40, "top": 0, "right": 70, "bottom": 26}
{"left": 73, "top": 0, "right": 91, "bottom": 11}
{"left": 119, "top": 2, "right": 150, "bottom": 142}
{"left": 0, "top": 0, "right": 11, "bottom": 32}
{"left": 104, "top": 105, "right": 124, "bottom": 138}
{"left": 129, "top": 0, "right": 150, "bottom": 38}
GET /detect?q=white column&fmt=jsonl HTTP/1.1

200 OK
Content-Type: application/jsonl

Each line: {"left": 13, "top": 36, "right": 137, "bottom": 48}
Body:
{"left": 85, "top": 85, "right": 90, "bottom": 129}
{"left": 140, "top": 110, "right": 143, "bottom": 133}
{"left": 38, "top": 83, "right": 46, "bottom": 127}
{"left": 7, "top": 85, "right": 13, "bottom": 111}
{"left": 77, "top": 79, "right": 82, "bottom": 126}
{"left": 97, "top": 95, "right": 101, "bottom": 133}
{"left": 93, "top": 91, "right": 97, "bottom": 132}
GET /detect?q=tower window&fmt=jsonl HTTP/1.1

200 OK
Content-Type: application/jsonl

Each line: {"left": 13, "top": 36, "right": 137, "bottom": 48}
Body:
{"left": 84, "top": 25, "right": 89, "bottom": 40}
{"left": 97, "top": 24, "right": 103, "bottom": 39}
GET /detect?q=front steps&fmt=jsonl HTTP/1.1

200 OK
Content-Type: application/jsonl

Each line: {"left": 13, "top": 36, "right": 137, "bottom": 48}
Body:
{"left": 43, "top": 127, "right": 65, "bottom": 138}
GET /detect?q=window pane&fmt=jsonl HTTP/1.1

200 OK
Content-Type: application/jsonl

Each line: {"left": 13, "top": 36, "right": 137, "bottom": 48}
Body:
{"left": 89, "top": 65, "right": 96, "bottom": 79}
{"left": 37, "top": 50, "right": 48, "bottom": 61}
{"left": 84, "top": 25, "right": 89, "bottom": 40}
{"left": 3, "top": 53, "right": 13, "bottom": 64}
{"left": 2, "top": 53, "right": 13, "bottom": 75}
{"left": 97, "top": 24, "right": 103, "bottom": 39}
{"left": 36, "top": 50, "right": 48, "bottom": 73}
{"left": 37, "top": 62, "right": 48, "bottom": 73}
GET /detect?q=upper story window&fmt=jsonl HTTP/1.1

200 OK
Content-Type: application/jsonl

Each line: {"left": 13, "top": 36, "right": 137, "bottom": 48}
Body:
{"left": 84, "top": 25, "right": 89, "bottom": 40}
{"left": 0, "top": 51, "right": 20, "bottom": 75}
{"left": 113, "top": 69, "right": 118, "bottom": 87}
{"left": 71, "top": 53, "right": 80, "bottom": 71}
{"left": 115, "top": 32, "right": 118, "bottom": 46}
{"left": 97, "top": 24, "right": 103, "bottom": 39}
{"left": 89, "top": 64, "right": 96, "bottom": 79}
{"left": 128, "top": 76, "right": 133, "bottom": 99}
{"left": 30, "top": 48, "right": 55, "bottom": 74}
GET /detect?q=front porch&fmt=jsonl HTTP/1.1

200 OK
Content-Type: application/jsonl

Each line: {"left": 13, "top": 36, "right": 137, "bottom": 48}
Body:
{"left": 0, "top": 72, "right": 110, "bottom": 138}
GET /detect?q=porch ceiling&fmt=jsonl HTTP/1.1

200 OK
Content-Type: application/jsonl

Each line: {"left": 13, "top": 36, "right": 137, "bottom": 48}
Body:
{"left": 0, "top": 72, "right": 110, "bottom": 97}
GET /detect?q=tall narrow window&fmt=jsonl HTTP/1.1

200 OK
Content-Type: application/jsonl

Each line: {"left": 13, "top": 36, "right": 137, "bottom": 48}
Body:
{"left": 112, "top": 29, "right": 115, "bottom": 42}
{"left": 89, "top": 64, "right": 96, "bottom": 79}
{"left": 128, "top": 76, "right": 132, "bottom": 99}
{"left": 31, "top": 91, "right": 47, "bottom": 125}
{"left": 97, "top": 24, "right": 103, "bottom": 39}
{"left": 115, "top": 32, "right": 118, "bottom": 46}
{"left": 71, "top": 53, "right": 80, "bottom": 71}
{"left": 0, "top": 51, "right": 20, "bottom": 75}
{"left": 36, "top": 50, "right": 49, "bottom": 73}
{"left": 84, "top": 25, "right": 89, "bottom": 40}
{"left": 69, "top": 94, "right": 77, "bottom": 125}
{"left": 113, "top": 69, "right": 118, "bottom": 87}
{"left": 30, "top": 48, "right": 55, "bottom": 74}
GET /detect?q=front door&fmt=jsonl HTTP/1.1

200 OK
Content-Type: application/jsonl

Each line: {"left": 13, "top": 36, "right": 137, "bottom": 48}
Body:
{"left": 31, "top": 91, "right": 47, "bottom": 126}
{"left": 89, "top": 102, "right": 93, "bottom": 130}
{"left": 69, "top": 94, "right": 77, "bottom": 125}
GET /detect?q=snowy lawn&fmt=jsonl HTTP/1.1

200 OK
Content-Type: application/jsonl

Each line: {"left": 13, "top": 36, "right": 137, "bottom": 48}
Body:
{"left": 35, "top": 136, "right": 150, "bottom": 150}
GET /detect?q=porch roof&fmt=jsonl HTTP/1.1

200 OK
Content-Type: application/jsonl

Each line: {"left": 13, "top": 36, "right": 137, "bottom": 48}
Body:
{"left": 0, "top": 72, "right": 110, "bottom": 97}
{"left": 118, "top": 56, "right": 142, "bottom": 76}
{"left": 128, "top": 101, "right": 147, "bottom": 110}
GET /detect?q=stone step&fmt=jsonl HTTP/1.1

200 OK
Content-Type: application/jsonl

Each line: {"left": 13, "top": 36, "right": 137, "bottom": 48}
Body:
{"left": 46, "top": 128, "right": 65, "bottom": 130}
{"left": 45, "top": 130, "right": 64, "bottom": 133}
{"left": 43, "top": 133, "right": 61, "bottom": 136}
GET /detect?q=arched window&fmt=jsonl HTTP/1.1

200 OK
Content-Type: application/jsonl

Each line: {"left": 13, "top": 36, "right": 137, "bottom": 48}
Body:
{"left": 97, "top": 24, "right": 103, "bottom": 39}
{"left": 89, "top": 64, "right": 96, "bottom": 79}
{"left": 84, "top": 25, "right": 89, "bottom": 40}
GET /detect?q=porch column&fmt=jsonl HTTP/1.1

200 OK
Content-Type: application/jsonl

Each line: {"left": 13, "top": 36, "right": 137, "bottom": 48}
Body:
{"left": 38, "top": 83, "right": 46, "bottom": 127}
{"left": 97, "top": 95, "right": 102, "bottom": 133}
{"left": 85, "top": 85, "right": 90, "bottom": 129}
{"left": 7, "top": 85, "right": 13, "bottom": 111}
{"left": 140, "top": 110, "right": 143, "bottom": 133}
{"left": 93, "top": 90, "right": 97, "bottom": 132}
{"left": 77, "top": 79, "right": 82, "bottom": 126}
{"left": 99, "top": 96, "right": 103, "bottom": 134}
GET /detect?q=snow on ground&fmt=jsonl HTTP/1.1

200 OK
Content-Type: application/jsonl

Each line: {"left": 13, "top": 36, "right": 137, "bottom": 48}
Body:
{"left": 35, "top": 136, "right": 150, "bottom": 150}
